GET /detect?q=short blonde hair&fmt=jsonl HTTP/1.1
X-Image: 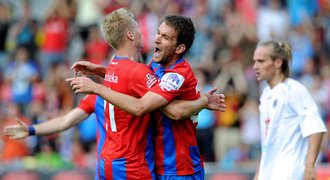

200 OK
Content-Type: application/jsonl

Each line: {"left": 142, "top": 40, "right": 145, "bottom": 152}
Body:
{"left": 102, "top": 8, "right": 136, "bottom": 50}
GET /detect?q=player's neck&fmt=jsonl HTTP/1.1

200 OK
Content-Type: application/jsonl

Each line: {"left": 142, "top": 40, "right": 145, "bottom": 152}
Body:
{"left": 161, "top": 55, "right": 183, "bottom": 68}
{"left": 116, "top": 45, "right": 138, "bottom": 62}
{"left": 268, "top": 73, "right": 286, "bottom": 89}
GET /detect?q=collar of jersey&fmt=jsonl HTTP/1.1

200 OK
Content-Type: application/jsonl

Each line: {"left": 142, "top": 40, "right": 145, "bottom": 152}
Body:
{"left": 151, "top": 57, "right": 184, "bottom": 70}
{"left": 151, "top": 57, "right": 184, "bottom": 79}
{"left": 114, "top": 55, "right": 129, "bottom": 60}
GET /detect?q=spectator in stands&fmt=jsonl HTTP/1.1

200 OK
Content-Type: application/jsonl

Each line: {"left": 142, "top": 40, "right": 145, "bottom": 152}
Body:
{"left": 0, "top": 103, "right": 30, "bottom": 162}
{"left": 4, "top": 46, "right": 38, "bottom": 115}
{"left": 39, "top": 0, "right": 70, "bottom": 76}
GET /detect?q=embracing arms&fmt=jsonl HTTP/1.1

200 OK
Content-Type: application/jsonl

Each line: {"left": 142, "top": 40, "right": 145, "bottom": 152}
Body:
{"left": 67, "top": 76, "right": 225, "bottom": 119}
{"left": 68, "top": 61, "right": 225, "bottom": 119}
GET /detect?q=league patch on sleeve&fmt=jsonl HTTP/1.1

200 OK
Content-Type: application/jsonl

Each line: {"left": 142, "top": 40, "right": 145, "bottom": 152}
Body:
{"left": 159, "top": 73, "right": 185, "bottom": 91}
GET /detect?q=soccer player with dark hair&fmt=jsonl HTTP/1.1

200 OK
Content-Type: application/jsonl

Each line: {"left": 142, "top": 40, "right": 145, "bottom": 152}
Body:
{"left": 68, "top": 14, "right": 222, "bottom": 179}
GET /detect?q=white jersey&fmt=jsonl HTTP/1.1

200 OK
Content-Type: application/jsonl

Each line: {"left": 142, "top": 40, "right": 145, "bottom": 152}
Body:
{"left": 258, "top": 78, "right": 327, "bottom": 180}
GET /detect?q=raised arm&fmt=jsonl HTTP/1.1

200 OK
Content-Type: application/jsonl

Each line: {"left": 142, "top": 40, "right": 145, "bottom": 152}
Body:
{"left": 4, "top": 108, "right": 89, "bottom": 139}
{"left": 71, "top": 61, "right": 107, "bottom": 77}
{"left": 304, "top": 132, "right": 325, "bottom": 179}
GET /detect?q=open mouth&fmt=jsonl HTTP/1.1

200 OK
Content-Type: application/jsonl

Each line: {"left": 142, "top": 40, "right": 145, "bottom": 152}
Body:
{"left": 154, "top": 47, "right": 161, "bottom": 56}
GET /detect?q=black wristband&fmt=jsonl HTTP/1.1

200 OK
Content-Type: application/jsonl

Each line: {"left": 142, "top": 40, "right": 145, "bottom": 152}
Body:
{"left": 28, "top": 125, "right": 36, "bottom": 136}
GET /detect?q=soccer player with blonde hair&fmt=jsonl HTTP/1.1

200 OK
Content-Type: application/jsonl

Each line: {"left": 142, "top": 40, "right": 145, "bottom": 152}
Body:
{"left": 252, "top": 41, "right": 327, "bottom": 180}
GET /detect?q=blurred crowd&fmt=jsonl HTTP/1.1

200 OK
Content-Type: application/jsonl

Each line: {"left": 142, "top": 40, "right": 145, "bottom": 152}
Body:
{"left": 0, "top": 0, "right": 330, "bottom": 175}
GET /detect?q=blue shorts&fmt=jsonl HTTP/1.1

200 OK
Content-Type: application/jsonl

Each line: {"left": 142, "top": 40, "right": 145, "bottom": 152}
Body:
{"left": 156, "top": 168, "right": 205, "bottom": 180}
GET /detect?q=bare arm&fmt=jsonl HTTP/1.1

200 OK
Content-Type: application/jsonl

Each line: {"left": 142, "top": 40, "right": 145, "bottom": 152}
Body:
{"left": 4, "top": 108, "right": 89, "bottom": 139}
{"left": 96, "top": 85, "right": 168, "bottom": 116}
{"left": 161, "top": 95, "right": 208, "bottom": 120}
{"left": 35, "top": 108, "right": 89, "bottom": 135}
{"left": 162, "top": 88, "right": 226, "bottom": 120}
{"left": 67, "top": 76, "right": 168, "bottom": 116}
{"left": 304, "top": 132, "right": 325, "bottom": 180}
{"left": 67, "top": 77, "right": 225, "bottom": 118}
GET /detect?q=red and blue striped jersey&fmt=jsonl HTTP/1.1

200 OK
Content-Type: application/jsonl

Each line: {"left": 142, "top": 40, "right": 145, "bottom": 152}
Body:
{"left": 149, "top": 58, "right": 203, "bottom": 176}
{"left": 78, "top": 94, "right": 106, "bottom": 180}
{"left": 100, "top": 56, "right": 157, "bottom": 180}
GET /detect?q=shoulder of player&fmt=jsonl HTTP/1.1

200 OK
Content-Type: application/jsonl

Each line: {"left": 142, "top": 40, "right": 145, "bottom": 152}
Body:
{"left": 284, "top": 78, "right": 308, "bottom": 94}
{"left": 125, "top": 63, "right": 154, "bottom": 83}
{"left": 79, "top": 94, "right": 93, "bottom": 101}
{"left": 130, "top": 63, "right": 153, "bottom": 74}
{"left": 166, "top": 62, "right": 195, "bottom": 78}
{"left": 277, "top": 78, "right": 310, "bottom": 105}
{"left": 171, "top": 59, "right": 193, "bottom": 71}
{"left": 79, "top": 94, "right": 97, "bottom": 105}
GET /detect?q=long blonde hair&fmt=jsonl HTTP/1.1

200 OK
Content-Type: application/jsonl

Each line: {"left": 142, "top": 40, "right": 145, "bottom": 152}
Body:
{"left": 258, "top": 41, "right": 293, "bottom": 77}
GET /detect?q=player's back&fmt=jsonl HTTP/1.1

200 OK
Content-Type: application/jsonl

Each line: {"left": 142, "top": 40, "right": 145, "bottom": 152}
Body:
{"left": 100, "top": 56, "right": 156, "bottom": 180}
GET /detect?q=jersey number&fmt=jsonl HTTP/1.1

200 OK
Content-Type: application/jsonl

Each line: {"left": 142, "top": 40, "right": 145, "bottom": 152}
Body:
{"left": 104, "top": 100, "right": 117, "bottom": 132}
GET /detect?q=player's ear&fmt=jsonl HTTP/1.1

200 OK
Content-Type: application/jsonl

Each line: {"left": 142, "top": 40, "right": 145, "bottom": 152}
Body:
{"left": 175, "top": 44, "right": 186, "bottom": 54}
{"left": 275, "top": 58, "right": 283, "bottom": 69}
{"left": 127, "top": 31, "right": 134, "bottom": 41}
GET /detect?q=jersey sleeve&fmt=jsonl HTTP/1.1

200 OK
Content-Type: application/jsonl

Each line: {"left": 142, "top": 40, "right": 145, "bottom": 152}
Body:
{"left": 78, "top": 94, "right": 97, "bottom": 114}
{"left": 129, "top": 64, "right": 157, "bottom": 97}
{"left": 291, "top": 85, "right": 327, "bottom": 137}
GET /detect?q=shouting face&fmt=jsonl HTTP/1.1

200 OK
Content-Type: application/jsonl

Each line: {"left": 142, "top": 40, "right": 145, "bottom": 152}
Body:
{"left": 152, "top": 22, "right": 179, "bottom": 67}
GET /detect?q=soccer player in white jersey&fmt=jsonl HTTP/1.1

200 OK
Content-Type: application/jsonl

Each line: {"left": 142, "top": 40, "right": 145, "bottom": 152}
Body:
{"left": 252, "top": 40, "right": 327, "bottom": 180}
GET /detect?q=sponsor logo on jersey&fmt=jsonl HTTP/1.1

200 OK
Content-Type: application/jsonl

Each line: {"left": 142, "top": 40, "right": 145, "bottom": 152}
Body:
{"left": 104, "top": 72, "right": 118, "bottom": 83}
{"left": 159, "top": 73, "right": 184, "bottom": 91}
{"left": 146, "top": 73, "right": 157, "bottom": 89}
